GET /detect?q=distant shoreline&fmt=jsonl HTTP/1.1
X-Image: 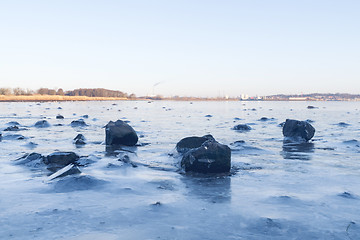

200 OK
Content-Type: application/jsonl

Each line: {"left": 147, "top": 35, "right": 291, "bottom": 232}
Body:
{"left": 0, "top": 95, "right": 129, "bottom": 102}
{"left": 1, "top": 94, "right": 360, "bottom": 102}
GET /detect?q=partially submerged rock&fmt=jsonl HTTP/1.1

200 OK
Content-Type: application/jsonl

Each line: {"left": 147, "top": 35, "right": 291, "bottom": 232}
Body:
{"left": 181, "top": 140, "right": 231, "bottom": 173}
{"left": 71, "top": 119, "right": 88, "bottom": 127}
{"left": 176, "top": 135, "right": 215, "bottom": 154}
{"left": 34, "top": 120, "right": 50, "bottom": 128}
{"left": 73, "top": 134, "right": 86, "bottom": 145}
{"left": 4, "top": 125, "right": 20, "bottom": 131}
{"left": 176, "top": 135, "right": 231, "bottom": 174}
{"left": 14, "top": 153, "right": 45, "bottom": 168}
{"left": 56, "top": 114, "right": 64, "bottom": 119}
{"left": 48, "top": 164, "right": 81, "bottom": 180}
{"left": 2, "top": 134, "right": 26, "bottom": 140}
{"left": 45, "top": 152, "right": 79, "bottom": 172}
{"left": 232, "top": 124, "right": 252, "bottom": 131}
{"left": 282, "top": 119, "right": 315, "bottom": 142}
{"left": 105, "top": 120, "right": 138, "bottom": 146}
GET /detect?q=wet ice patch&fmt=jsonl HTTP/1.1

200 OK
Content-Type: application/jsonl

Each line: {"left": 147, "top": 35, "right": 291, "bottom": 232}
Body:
{"left": 52, "top": 175, "right": 108, "bottom": 192}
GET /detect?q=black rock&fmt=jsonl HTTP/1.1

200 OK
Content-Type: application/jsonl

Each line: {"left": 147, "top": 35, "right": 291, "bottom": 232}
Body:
{"left": 71, "top": 119, "right": 88, "bottom": 127}
{"left": 105, "top": 120, "right": 138, "bottom": 146}
{"left": 282, "top": 119, "right": 315, "bottom": 142}
{"left": 205, "top": 115, "right": 213, "bottom": 118}
{"left": 176, "top": 135, "right": 215, "bottom": 154}
{"left": 82, "top": 115, "right": 89, "bottom": 119}
{"left": 307, "top": 105, "right": 317, "bottom": 109}
{"left": 337, "top": 122, "right": 350, "bottom": 127}
{"left": 45, "top": 152, "right": 80, "bottom": 172}
{"left": 35, "top": 120, "right": 50, "bottom": 128}
{"left": 73, "top": 134, "right": 86, "bottom": 145}
{"left": 4, "top": 125, "right": 20, "bottom": 131}
{"left": 2, "top": 134, "right": 26, "bottom": 140}
{"left": 56, "top": 114, "right": 64, "bottom": 119}
{"left": 181, "top": 140, "right": 231, "bottom": 173}
{"left": 48, "top": 164, "right": 81, "bottom": 180}
{"left": 232, "top": 124, "right": 252, "bottom": 131}
{"left": 14, "top": 153, "right": 45, "bottom": 167}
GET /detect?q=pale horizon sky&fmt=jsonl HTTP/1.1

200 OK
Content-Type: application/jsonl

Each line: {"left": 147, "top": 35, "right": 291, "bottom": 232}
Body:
{"left": 1, "top": 0, "right": 359, "bottom": 97}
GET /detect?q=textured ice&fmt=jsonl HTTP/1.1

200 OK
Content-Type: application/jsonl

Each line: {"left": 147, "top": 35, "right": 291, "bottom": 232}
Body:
{"left": 0, "top": 100, "right": 359, "bottom": 239}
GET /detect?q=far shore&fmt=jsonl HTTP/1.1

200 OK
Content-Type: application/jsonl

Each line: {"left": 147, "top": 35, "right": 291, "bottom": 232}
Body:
{"left": 0, "top": 95, "right": 129, "bottom": 102}
{"left": 1, "top": 94, "right": 359, "bottom": 102}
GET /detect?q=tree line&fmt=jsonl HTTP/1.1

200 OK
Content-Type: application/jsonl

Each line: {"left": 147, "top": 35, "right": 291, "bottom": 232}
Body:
{"left": 0, "top": 87, "right": 135, "bottom": 98}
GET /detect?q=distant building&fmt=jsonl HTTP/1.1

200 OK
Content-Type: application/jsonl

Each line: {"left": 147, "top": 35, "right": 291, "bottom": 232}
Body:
{"left": 240, "top": 94, "right": 249, "bottom": 100}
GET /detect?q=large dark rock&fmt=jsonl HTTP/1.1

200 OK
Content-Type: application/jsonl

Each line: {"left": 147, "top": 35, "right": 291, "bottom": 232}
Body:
{"left": 35, "top": 120, "right": 50, "bottom": 128}
{"left": 181, "top": 140, "right": 231, "bottom": 174}
{"left": 45, "top": 152, "right": 79, "bottom": 172}
{"left": 282, "top": 119, "right": 315, "bottom": 142}
{"left": 56, "top": 114, "right": 64, "bottom": 119}
{"left": 176, "top": 135, "right": 215, "bottom": 154}
{"left": 105, "top": 120, "right": 138, "bottom": 146}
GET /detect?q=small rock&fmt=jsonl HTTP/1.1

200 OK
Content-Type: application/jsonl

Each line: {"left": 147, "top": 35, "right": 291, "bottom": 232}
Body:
{"left": 56, "top": 115, "right": 64, "bottom": 119}
{"left": 45, "top": 152, "right": 80, "bottom": 172}
{"left": 337, "top": 122, "right": 350, "bottom": 127}
{"left": 6, "top": 121, "right": 20, "bottom": 126}
{"left": 71, "top": 119, "right": 88, "bottom": 127}
{"left": 4, "top": 125, "right": 20, "bottom": 131}
{"left": 73, "top": 134, "right": 86, "bottom": 145}
{"left": 233, "top": 124, "right": 251, "bottom": 131}
{"left": 34, "top": 120, "right": 51, "bottom": 128}
{"left": 14, "top": 153, "right": 44, "bottom": 166}
{"left": 48, "top": 164, "right": 81, "bottom": 180}
{"left": 2, "top": 134, "right": 26, "bottom": 140}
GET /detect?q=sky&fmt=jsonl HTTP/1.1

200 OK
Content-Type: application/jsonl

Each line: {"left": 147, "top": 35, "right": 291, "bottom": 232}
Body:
{"left": 0, "top": 0, "right": 359, "bottom": 97}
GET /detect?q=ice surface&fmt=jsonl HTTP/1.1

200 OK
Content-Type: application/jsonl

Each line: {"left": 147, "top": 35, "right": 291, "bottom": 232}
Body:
{"left": 0, "top": 101, "right": 359, "bottom": 239}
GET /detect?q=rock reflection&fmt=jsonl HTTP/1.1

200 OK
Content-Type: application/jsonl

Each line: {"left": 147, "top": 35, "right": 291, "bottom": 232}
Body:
{"left": 281, "top": 140, "right": 315, "bottom": 160}
{"left": 181, "top": 175, "right": 231, "bottom": 203}
{"left": 105, "top": 145, "right": 137, "bottom": 157}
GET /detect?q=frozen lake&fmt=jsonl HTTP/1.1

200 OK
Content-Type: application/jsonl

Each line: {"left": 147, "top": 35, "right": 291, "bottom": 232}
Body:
{"left": 0, "top": 100, "right": 359, "bottom": 239}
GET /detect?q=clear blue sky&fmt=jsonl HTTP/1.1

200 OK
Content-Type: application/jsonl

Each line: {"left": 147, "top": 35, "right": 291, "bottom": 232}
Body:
{"left": 1, "top": 0, "right": 359, "bottom": 97}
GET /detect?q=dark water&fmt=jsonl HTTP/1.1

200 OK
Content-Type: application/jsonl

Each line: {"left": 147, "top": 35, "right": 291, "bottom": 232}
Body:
{"left": 0, "top": 100, "right": 359, "bottom": 239}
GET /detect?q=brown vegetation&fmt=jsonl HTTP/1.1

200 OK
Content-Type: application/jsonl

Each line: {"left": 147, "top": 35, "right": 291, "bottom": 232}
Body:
{"left": 0, "top": 94, "right": 128, "bottom": 102}
{"left": 0, "top": 87, "right": 134, "bottom": 102}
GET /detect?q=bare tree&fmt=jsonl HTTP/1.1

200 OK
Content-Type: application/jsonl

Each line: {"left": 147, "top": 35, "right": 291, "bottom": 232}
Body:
{"left": 0, "top": 88, "right": 12, "bottom": 95}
